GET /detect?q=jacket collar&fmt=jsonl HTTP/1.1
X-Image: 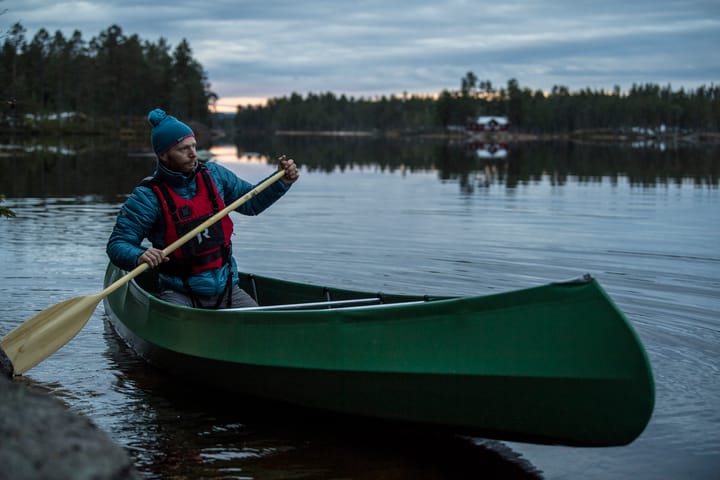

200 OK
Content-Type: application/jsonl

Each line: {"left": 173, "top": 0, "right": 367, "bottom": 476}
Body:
{"left": 154, "top": 160, "right": 199, "bottom": 188}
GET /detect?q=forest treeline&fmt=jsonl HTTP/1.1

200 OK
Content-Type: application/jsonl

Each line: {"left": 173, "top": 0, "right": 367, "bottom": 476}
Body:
{"left": 0, "top": 22, "right": 214, "bottom": 130}
{"left": 236, "top": 75, "right": 720, "bottom": 134}
{"left": 1, "top": 22, "right": 718, "bottom": 136}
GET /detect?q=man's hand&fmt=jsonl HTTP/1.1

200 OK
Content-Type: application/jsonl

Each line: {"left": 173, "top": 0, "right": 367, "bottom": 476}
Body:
{"left": 278, "top": 155, "right": 299, "bottom": 184}
{"left": 138, "top": 247, "right": 169, "bottom": 268}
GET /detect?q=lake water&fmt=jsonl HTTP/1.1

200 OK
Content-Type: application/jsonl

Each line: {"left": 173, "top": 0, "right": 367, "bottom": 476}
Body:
{"left": 0, "top": 136, "right": 718, "bottom": 479}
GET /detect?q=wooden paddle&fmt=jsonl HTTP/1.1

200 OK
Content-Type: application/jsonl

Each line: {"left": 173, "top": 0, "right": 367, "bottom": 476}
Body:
{"left": 0, "top": 169, "right": 287, "bottom": 376}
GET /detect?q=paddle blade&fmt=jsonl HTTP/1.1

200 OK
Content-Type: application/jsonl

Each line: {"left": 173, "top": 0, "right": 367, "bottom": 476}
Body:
{"left": 0, "top": 294, "right": 101, "bottom": 375}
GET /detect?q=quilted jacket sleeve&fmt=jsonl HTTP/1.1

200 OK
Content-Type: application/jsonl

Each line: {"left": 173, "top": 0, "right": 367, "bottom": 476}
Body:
{"left": 208, "top": 162, "right": 291, "bottom": 215}
{"left": 106, "top": 185, "right": 161, "bottom": 271}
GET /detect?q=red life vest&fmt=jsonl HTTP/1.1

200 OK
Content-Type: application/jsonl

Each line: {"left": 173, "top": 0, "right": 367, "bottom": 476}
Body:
{"left": 149, "top": 166, "right": 233, "bottom": 278}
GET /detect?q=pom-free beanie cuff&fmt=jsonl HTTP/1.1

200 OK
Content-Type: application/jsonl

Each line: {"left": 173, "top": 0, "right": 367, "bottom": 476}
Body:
{"left": 148, "top": 108, "right": 195, "bottom": 155}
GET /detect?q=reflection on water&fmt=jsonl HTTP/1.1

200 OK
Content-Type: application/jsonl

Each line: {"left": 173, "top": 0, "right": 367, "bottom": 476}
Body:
{"left": 0, "top": 136, "right": 718, "bottom": 479}
{"left": 232, "top": 134, "right": 720, "bottom": 188}
{"left": 1, "top": 136, "right": 718, "bottom": 200}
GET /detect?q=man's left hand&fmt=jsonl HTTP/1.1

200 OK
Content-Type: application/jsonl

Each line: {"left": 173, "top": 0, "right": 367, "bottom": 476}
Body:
{"left": 278, "top": 155, "right": 299, "bottom": 184}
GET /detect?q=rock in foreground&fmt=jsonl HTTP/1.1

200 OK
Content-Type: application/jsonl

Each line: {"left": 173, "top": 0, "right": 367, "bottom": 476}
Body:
{"left": 0, "top": 376, "right": 141, "bottom": 480}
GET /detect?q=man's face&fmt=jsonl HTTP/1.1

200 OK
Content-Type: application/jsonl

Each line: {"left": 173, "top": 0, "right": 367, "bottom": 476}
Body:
{"left": 160, "top": 136, "right": 197, "bottom": 174}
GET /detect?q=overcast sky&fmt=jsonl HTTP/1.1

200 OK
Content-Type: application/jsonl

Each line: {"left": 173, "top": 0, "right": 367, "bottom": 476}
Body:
{"left": 2, "top": 0, "right": 718, "bottom": 111}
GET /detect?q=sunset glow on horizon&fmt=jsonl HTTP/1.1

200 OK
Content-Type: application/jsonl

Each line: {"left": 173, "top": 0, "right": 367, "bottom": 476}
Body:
{"left": 211, "top": 96, "right": 268, "bottom": 113}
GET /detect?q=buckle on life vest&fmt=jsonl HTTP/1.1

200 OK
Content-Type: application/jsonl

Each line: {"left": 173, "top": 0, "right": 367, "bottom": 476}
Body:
{"left": 178, "top": 205, "right": 192, "bottom": 219}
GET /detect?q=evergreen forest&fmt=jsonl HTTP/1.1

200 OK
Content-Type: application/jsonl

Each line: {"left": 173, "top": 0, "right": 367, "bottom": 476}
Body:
{"left": 235, "top": 75, "right": 720, "bottom": 135}
{"left": 1, "top": 22, "right": 213, "bottom": 129}
{"left": 1, "top": 22, "right": 718, "bottom": 136}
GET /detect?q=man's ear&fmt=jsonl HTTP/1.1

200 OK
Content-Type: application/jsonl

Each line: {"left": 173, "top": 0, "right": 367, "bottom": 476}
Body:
{"left": 158, "top": 152, "right": 168, "bottom": 165}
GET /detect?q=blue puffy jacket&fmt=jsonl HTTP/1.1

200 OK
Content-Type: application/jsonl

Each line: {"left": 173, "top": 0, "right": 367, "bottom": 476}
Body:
{"left": 107, "top": 161, "right": 290, "bottom": 296}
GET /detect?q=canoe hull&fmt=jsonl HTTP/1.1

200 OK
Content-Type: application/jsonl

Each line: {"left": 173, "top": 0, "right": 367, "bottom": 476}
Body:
{"left": 103, "top": 264, "right": 654, "bottom": 447}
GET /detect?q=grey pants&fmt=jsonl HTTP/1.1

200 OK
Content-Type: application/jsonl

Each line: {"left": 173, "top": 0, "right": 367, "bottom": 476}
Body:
{"left": 159, "top": 285, "right": 259, "bottom": 309}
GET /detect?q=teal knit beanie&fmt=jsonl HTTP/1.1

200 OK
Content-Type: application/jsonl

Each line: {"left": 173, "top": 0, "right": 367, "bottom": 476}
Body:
{"left": 148, "top": 108, "right": 194, "bottom": 155}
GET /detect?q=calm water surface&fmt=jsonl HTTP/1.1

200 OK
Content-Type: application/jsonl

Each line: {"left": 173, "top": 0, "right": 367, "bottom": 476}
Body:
{"left": 0, "top": 138, "right": 718, "bottom": 479}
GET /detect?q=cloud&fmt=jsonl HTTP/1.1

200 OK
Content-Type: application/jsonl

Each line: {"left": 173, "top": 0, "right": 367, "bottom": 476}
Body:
{"left": 2, "top": 0, "right": 718, "bottom": 106}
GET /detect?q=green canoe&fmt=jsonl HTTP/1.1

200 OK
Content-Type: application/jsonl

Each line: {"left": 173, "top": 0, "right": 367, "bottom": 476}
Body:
{"left": 102, "top": 263, "right": 654, "bottom": 447}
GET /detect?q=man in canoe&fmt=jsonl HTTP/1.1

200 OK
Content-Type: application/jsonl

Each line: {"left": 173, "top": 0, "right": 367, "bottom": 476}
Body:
{"left": 107, "top": 108, "right": 299, "bottom": 309}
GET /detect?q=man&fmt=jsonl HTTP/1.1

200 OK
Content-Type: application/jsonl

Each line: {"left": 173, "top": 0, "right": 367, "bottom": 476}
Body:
{"left": 107, "top": 108, "right": 299, "bottom": 308}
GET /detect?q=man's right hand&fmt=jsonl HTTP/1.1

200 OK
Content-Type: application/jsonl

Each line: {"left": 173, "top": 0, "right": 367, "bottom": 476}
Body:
{"left": 138, "top": 247, "right": 169, "bottom": 267}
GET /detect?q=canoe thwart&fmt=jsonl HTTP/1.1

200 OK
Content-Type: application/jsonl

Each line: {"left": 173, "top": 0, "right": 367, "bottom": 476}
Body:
{"left": 229, "top": 296, "right": 430, "bottom": 311}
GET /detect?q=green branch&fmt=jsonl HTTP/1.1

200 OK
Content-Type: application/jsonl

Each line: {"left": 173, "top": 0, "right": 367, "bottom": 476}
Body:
{"left": 1, "top": 195, "right": 16, "bottom": 218}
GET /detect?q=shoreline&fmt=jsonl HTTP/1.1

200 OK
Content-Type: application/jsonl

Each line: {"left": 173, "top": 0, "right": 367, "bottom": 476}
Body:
{"left": 3, "top": 123, "right": 720, "bottom": 146}
{"left": 272, "top": 128, "right": 720, "bottom": 146}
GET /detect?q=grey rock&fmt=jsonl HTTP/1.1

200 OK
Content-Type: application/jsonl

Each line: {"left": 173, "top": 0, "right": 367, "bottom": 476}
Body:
{"left": 0, "top": 376, "right": 141, "bottom": 480}
{"left": 0, "top": 347, "right": 12, "bottom": 378}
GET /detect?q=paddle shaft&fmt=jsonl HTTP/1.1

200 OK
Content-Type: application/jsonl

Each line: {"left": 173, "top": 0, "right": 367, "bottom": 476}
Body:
{"left": 100, "top": 168, "right": 286, "bottom": 298}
